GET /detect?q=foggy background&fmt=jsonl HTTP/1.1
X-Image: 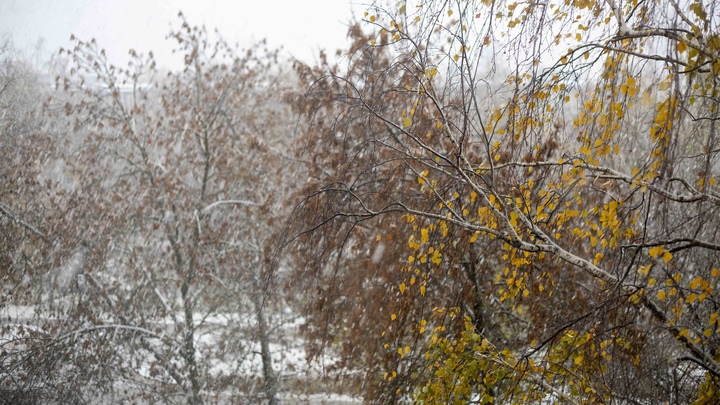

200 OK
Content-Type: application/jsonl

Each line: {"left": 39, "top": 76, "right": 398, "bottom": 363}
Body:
{"left": 1, "top": 0, "right": 360, "bottom": 68}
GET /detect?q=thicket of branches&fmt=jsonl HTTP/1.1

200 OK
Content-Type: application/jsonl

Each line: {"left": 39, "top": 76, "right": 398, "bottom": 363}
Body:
{"left": 1, "top": 17, "right": 300, "bottom": 404}
{"left": 287, "top": 0, "right": 720, "bottom": 404}
{"left": 4, "top": 1, "right": 720, "bottom": 404}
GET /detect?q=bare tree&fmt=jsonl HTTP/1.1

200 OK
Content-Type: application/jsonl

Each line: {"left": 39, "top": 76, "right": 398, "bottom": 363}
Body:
{"left": 2, "top": 17, "right": 300, "bottom": 404}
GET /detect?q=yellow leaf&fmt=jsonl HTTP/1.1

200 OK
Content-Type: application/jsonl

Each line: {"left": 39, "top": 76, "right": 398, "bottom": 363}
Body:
{"left": 629, "top": 292, "right": 640, "bottom": 305}
{"left": 403, "top": 117, "right": 412, "bottom": 128}
{"left": 662, "top": 251, "right": 673, "bottom": 263}
{"left": 431, "top": 250, "right": 442, "bottom": 264}
{"left": 678, "top": 329, "right": 690, "bottom": 338}
{"left": 574, "top": 355, "right": 583, "bottom": 365}
{"left": 421, "top": 228, "right": 429, "bottom": 243}
{"left": 637, "top": 265, "right": 651, "bottom": 276}
{"left": 469, "top": 191, "right": 477, "bottom": 203}
{"left": 399, "top": 283, "right": 406, "bottom": 293}
{"left": 447, "top": 9, "right": 453, "bottom": 16}
{"left": 648, "top": 246, "right": 664, "bottom": 259}
{"left": 658, "top": 290, "right": 666, "bottom": 300}
{"left": 420, "top": 284, "right": 426, "bottom": 297}
{"left": 677, "top": 41, "right": 687, "bottom": 53}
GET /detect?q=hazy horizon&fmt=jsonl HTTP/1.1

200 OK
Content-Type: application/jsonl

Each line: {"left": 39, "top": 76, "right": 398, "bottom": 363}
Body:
{"left": 1, "top": 0, "right": 362, "bottom": 69}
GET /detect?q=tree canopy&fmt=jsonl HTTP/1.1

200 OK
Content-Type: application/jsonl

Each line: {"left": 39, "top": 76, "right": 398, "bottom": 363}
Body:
{"left": 4, "top": 1, "right": 720, "bottom": 403}
{"left": 287, "top": 0, "right": 720, "bottom": 403}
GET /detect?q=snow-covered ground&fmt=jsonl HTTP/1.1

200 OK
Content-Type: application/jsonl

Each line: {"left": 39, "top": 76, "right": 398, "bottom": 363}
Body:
{"left": 0, "top": 304, "right": 362, "bottom": 403}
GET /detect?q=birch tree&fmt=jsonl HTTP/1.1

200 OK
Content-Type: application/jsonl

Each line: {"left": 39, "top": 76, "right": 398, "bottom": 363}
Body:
{"left": 289, "top": 0, "right": 720, "bottom": 403}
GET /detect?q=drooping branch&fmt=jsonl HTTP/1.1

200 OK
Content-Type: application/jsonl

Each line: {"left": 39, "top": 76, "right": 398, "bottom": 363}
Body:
{"left": 0, "top": 202, "right": 49, "bottom": 242}
{"left": 201, "top": 199, "right": 259, "bottom": 212}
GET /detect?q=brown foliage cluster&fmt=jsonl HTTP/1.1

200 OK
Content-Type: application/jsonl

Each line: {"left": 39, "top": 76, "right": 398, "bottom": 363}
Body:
{"left": 1, "top": 17, "right": 301, "bottom": 404}
{"left": 5, "top": 2, "right": 720, "bottom": 403}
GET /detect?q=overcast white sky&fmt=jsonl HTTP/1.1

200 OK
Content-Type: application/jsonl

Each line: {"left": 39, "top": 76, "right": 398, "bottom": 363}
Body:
{"left": 1, "top": 0, "right": 364, "bottom": 69}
